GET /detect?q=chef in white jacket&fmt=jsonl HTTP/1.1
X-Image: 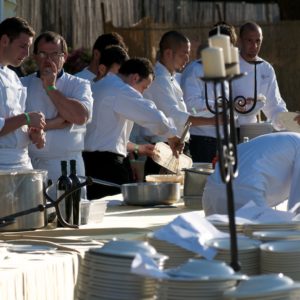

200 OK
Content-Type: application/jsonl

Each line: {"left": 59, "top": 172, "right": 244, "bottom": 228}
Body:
{"left": 143, "top": 30, "right": 218, "bottom": 176}
{"left": 203, "top": 132, "right": 300, "bottom": 216}
{"left": 0, "top": 17, "right": 45, "bottom": 169}
{"left": 75, "top": 32, "right": 127, "bottom": 81}
{"left": 22, "top": 31, "right": 93, "bottom": 187}
{"left": 180, "top": 23, "right": 237, "bottom": 162}
{"left": 232, "top": 22, "right": 287, "bottom": 128}
{"left": 83, "top": 58, "right": 182, "bottom": 199}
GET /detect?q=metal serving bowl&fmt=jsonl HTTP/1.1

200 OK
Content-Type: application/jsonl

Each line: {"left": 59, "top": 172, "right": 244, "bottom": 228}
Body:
{"left": 121, "top": 182, "right": 180, "bottom": 206}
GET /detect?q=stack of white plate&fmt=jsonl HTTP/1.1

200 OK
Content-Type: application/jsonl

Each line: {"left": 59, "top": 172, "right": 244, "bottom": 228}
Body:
{"left": 243, "top": 221, "right": 300, "bottom": 237}
{"left": 252, "top": 230, "right": 300, "bottom": 242}
{"left": 260, "top": 240, "right": 300, "bottom": 281}
{"left": 223, "top": 273, "right": 300, "bottom": 299}
{"left": 76, "top": 240, "right": 166, "bottom": 300}
{"left": 206, "top": 237, "right": 261, "bottom": 275}
{"left": 157, "top": 259, "right": 246, "bottom": 300}
{"left": 146, "top": 233, "right": 199, "bottom": 268}
{"left": 209, "top": 221, "right": 244, "bottom": 234}
{"left": 239, "top": 122, "right": 273, "bottom": 140}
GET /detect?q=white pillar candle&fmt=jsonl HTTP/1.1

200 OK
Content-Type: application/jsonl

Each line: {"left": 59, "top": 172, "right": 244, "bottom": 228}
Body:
{"left": 226, "top": 46, "right": 240, "bottom": 76}
{"left": 209, "top": 33, "right": 231, "bottom": 64}
{"left": 201, "top": 46, "right": 226, "bottom": 78}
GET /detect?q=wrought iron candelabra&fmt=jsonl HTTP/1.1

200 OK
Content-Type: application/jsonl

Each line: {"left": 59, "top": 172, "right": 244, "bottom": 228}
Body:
{"left": 202, "top": 69, "right": 255, "bottom": 272}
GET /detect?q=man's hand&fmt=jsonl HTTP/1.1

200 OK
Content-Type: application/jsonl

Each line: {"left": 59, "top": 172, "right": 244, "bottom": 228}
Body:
{"left": 294, "top": 113, "right": 300, "bottom": 125}
{"left": 29, "top": 128, "right": 46, "bottom": 149}
{"left": 28, "top": 112, "right": 46, "bottom": 129}
{"left": 40, "top": 59, "right": 57, "bottom": 89}
{"left": 45, "top": 115, "right": 71, "bottom": 131}
{"left": 138, "top": 144, "right": 155, "bottom": 157}
{"left": 167, "top": 136, "right": 184, "bottom": 158}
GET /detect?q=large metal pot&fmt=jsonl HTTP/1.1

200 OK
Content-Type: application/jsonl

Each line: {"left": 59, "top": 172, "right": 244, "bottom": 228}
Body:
{"left": 0, "top": 169, "right": 47, "bottom": 231}
{"left": 90, "top": 178, "right": 180, "bottom": 206}
{"left": 183, "top": 167, "right": 214, "bottom": 209}
{"left": 122, "top": 182, "right": 180, "bottom": 206}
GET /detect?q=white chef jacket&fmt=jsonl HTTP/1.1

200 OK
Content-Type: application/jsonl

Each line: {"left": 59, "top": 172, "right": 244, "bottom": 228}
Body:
{"left": 232, "top": 55, "right": 287, "bottom": 127}
{"left": 75, "top": 67, "right": 95, "bottom": 82}
{"left": 84, "top": 73, "right": 177, "bottom": 156}
{"left": 21, "top": 71, "right": 93, "bottom": 189}
{"left": 181, "top": 60, "right": 225, "bottom": 138}
{"left": 202, "top": 132, "right": 300, "bottom": 216}
{"left": 0, "top": 66, "right": 32, "bottom": 169}
{"left": 143, "top": 61, "right": 190, "bottom": 143}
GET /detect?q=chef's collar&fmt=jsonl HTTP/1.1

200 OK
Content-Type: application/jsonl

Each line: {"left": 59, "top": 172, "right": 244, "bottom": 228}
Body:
{"left": 36, "top": 69, "right": 64, "bottom": 78}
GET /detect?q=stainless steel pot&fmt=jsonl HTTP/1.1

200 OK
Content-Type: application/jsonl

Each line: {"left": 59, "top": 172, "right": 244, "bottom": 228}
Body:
{"left": 183, "top": 167, "right": 214, "bottom": 209}
{"left": 0, "top": 169, "right": 47, "bottom": 231}
{"left": 90, "top": 178, "right": 180, "bottom": 206}
{"left": 122, "top": 182, "right": 180, "bottom": 206}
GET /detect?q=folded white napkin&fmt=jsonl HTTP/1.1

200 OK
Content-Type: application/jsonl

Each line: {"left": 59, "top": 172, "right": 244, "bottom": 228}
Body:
{"left": 153, "top": 211, "right": 228, "bottom": 259}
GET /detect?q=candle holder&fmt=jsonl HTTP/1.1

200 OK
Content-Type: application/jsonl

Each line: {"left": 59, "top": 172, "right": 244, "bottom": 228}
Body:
{"left": 233, "top": 60, "right": 263, "bottom": 115}
{"left": 201, "top": 73, "right": 247, "bottom": 272}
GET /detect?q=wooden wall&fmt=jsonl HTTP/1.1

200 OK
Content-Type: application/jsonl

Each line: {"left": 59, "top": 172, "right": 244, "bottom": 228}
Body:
{"left": 105, "top": 19, "right": 300, "bottom": 112}
{"left": 15, "top": 0, "right": 300, "bottom": 111}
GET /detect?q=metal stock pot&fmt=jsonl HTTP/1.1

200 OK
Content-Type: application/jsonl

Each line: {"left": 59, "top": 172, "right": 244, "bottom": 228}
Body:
{"left": 0, "top": 169, "right": 47, "bottom": 231}
{"left": 90, "top": 178, "right": 180, "bottom": 206}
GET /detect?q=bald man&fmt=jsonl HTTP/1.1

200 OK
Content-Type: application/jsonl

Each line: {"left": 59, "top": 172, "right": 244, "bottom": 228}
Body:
{"left": 232, "top": 21, "right": 287, "bottom": 129}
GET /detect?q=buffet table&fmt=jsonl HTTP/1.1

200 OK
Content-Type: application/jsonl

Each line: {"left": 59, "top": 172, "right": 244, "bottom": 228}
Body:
{"left": 1, "top": 195, "right": 199, "bottom": 241}
{"left": 0, "top": 195, "right": 200, "bottom": 300}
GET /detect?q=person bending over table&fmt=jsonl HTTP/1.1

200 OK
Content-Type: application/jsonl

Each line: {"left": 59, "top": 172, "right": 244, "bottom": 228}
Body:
{"left": 203, "top": 132, "right": 300, "bottom": 216}
{"left": 83, "top": 58, "right": 183, "bottom": 199}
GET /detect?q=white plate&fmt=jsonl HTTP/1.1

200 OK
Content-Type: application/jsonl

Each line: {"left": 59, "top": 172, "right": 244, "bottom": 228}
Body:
{"left": 152, "top": 142, "right": 193, "bottom": 173}
{"left": 206, "top": 237, "right": 261, "bottom": 251}
{"left": 278, "top": 112, "right": 300, "bottom": 132}
{"left": 7, "top": 244, "right": 57, "bottom": 253}
{"left": 260, "top": 240, "right": 300, "bottom": 253}
{"left": 252, "top": 230, "right": 300, "bottom": 241}
{"left": 223, "top": 274, "right": 300, "bottom": 298}
{"left": 90, "top": 239, "right": 157, "bottom": 258}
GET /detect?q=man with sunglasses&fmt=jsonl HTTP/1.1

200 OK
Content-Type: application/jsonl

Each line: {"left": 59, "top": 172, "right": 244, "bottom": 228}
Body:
{"left": 22, "top": 31, "right": 93, "bottom": 194}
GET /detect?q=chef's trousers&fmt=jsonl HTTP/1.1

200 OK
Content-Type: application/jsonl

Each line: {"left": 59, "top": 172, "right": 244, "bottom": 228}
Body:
{"left": 189, "top": 135, "right": 218, "bottom": 163}
{"left": 83, "top": 151, "right": 134, "bottom": 200}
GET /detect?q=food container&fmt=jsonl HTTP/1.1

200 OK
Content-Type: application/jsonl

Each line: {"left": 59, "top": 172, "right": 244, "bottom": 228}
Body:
{"left": 145, "top": 174, "right": 184, "bottom": 185}
{"left": 183, "top": 167, "right": 214, "bottom": 209}
{"left": 0, "top": 169, "right": 48, "bottom": 231}
{"left": 80, "top": 199, "right": 107, "bottom": 225}
{"left": 122, "top": 182, "right": 180, "bottom": 206}
{"left": 89, "top": 178, "right": 180, "bottom": 206}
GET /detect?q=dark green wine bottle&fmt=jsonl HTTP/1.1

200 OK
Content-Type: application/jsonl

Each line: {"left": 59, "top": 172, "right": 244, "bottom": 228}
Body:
{"left": 69, "top": 159, "right": 81, "bottom": 225}
{"left": 57, "top": 160, "right": 73, "bottom": 227}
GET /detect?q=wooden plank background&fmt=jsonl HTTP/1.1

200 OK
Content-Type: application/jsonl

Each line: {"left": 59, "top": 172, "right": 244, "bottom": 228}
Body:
{"left": 15, "top": 0, "right": 300, "bottom": 111}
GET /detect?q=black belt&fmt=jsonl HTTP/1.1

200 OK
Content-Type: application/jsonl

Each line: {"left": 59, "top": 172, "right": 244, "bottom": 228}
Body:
{"left": 190, "top": 135, "right": 217, "bottom": 143}
{"left": 84, "top": 151, "right": 125, "bottom": 163}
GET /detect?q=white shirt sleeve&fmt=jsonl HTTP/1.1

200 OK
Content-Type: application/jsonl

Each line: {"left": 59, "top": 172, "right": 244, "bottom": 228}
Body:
{"left": 181, "top": 61, "right": 209, "bottom": 113}
{"left": 261, "top": 63, "right": 287, "bottom": 126}
{"left": 0, "top": 117, "right": 5, "bottom": 131}
{"left": 287, "top": 147, "right": 300, "bottom": 210}
{"left": 112, "top": 93, "right": 177, "bottom": 139}
{"left": 69, "top": 77, "right": 94, "bottom": 122}
{"left": 145, "top": 76, "right": 189, "bottom": 129}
